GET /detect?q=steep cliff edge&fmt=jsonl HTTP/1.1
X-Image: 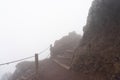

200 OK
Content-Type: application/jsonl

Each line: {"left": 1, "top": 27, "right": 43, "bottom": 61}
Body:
{"left": 72, "top": 0, "right": 120, "bottom": 79}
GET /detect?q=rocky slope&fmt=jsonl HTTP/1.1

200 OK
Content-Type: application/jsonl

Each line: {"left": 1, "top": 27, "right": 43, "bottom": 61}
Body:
{"left": 11, "top": 59, "right": 106, "bottom": 80}
{"left": 11, "top": 59, "right": 78, "bottom": 80}
{"left": 12, "top": 61, "right": 35, "bottom": 80}
{"left": 50, "top": 31, "right": 81, "bottom": 57}
{"left": 10, "top": 0, "right": 120, "bottom": 79}
{"left": 11, "top": 32, "right": 82, "bottom": 80}
{"left": 71, "top": 0, "right": 120, "bottom": 79}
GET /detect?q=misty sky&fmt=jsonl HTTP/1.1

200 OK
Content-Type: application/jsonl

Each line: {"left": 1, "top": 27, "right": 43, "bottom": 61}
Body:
{"left": 0, "top": 0, "right": 93, "bottom": 77}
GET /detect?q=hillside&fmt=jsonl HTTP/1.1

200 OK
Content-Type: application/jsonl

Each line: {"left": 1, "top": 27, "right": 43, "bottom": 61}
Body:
{"left": 11, "top": 32, "right": 83, "bottom": 80}
{"left": 50, "top": 31, "right": 81, "bottom": 57}
{"left": 11, "top": 59, "right": 106, "bottom": 80}
{"left": 71, "top": 0, "right": 120, "bottom": 79}
{"left": 9, "top": 0, "right": 120, "bottom": 79}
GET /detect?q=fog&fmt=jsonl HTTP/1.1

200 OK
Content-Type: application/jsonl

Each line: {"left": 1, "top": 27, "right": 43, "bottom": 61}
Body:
{"left": 0, "top": 0, "right": 93, "bottom": 79}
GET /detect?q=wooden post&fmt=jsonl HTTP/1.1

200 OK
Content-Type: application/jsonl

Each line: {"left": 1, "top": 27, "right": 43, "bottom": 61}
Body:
{"left": 35, "top": 53, "right": 39, "bottom": 80}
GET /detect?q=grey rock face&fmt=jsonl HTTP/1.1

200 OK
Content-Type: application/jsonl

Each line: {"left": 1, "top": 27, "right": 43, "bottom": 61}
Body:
{"left": 72, "top": 0, "right": 120, "bottom": 79}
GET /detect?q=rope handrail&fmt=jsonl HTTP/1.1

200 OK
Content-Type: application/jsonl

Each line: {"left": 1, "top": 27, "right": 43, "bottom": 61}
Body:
{"left": 0, "top": 46, "right": 49, "bottom": 66}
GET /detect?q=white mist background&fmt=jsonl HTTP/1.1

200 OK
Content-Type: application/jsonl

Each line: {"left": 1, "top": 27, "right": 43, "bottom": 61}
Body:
{"left": 0, "top": 0, "right": 93, "bottom": 79}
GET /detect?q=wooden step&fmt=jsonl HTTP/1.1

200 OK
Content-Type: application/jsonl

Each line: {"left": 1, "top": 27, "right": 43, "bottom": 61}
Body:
{"left": 51, "top": 58, "right": 70, "bottom": 70}
{"left": 57, "top": 55, "right": 72, "bottom": 59}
